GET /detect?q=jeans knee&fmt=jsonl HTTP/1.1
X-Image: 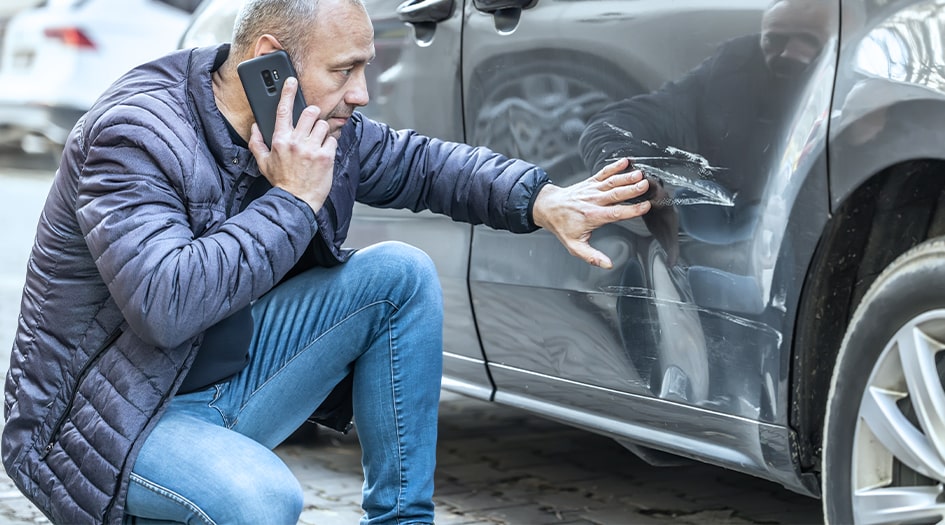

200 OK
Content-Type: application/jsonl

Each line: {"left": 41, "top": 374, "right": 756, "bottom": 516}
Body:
{"left": 362, "top": 242, "right": 441, "bottom": 302}
{"left": 212, "top": 469, "right": 303, "bottom": 524}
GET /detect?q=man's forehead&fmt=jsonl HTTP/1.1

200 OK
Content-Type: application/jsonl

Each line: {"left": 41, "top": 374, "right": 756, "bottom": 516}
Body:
{"left": 763, "top": 0, "right": 834, "bottom": 32}
{"left": 312, "top": 21, "right": 374, "bottom": 64}
{"left": 311, "top": 0, "right": 372, "bottom": 37}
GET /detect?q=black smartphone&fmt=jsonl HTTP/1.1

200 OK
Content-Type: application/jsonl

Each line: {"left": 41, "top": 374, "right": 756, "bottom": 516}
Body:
{"left": 237, "top": 50, "right": 307, "bottom": 148}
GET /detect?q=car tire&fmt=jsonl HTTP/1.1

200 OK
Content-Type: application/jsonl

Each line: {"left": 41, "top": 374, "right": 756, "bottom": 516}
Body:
{"left": 822, "top": 237, "right": 945, "bottom": 524}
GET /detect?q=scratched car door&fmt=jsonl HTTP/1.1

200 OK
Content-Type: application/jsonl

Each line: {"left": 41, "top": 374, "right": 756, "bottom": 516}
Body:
{"left": 465, "top": 0, "right": 839, "bottom": 425}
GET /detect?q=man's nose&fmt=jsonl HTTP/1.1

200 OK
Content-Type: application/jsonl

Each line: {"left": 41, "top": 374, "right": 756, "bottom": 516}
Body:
{"left": 347, "top": 70, "right": 370, "bottom": 107}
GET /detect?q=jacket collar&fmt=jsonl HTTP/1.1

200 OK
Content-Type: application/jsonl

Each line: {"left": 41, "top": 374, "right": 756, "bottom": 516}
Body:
{"left": 188, "top": 44, "right": 258, "bottom": 177}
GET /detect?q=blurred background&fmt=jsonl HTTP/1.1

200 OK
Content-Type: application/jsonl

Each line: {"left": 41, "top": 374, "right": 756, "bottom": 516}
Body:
{"left": 0, "top": 0, "right": 201, "bottom": 160}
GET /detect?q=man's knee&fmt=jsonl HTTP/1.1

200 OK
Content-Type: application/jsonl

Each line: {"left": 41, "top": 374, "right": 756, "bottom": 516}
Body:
{"left": 126, "top": 463, "right": 302, "bottom": 525}
{"left": 210, "top": 467, "right": 303, "bottom": 524}
{"left": 361, "top": 241, "right": 440, "bottom": 294}
{"left": 366, "top": 241, "right": 435, "bottom": 272}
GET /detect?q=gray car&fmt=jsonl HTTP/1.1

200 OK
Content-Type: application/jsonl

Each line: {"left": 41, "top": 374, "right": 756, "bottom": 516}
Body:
{"left": 181, "top": 1, "right": 945, "bottom": 523}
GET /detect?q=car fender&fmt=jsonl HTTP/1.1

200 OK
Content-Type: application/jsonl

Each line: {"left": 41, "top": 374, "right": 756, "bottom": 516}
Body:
{"left": 830, "top": 0, "right": 945, "bottom": 208}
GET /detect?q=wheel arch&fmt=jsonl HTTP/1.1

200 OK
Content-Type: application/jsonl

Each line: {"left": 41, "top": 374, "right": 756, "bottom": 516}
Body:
{"left": 795, "top": 0, "right": 945, "bottom": 486}
{"left": 789, "top": 156, "right": 945, "bottom": 484}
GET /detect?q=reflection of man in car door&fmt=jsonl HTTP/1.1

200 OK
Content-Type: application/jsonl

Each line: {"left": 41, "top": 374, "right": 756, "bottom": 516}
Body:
{"left": 581, "top": 0, "right": 836, "bottom": 220}
{"left": 578, "top": 0, "right": 838, "bottom": 406}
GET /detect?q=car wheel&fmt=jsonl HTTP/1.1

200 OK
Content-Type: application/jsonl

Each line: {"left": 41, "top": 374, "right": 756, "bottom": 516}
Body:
{"left": 823, "top": 237, "right": 945, "bottom": 524}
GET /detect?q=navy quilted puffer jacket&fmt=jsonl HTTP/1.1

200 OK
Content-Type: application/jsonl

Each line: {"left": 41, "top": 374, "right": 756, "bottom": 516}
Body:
{"left": 1, "top": 44, "right": 548, "bottom": 524}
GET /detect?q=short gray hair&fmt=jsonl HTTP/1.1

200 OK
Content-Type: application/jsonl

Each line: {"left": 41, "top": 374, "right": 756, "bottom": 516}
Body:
{"left": 231, "top": 0, "right": 366, "bottom": 69}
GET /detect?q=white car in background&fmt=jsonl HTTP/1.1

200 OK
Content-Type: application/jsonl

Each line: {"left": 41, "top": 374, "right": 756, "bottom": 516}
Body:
{"left": 0, "top": 0, "right": 42, "bottom": 79}
{"left": 0, "top": 0, "right": 201, "bottom": 154}
{"left": 0, "top": 0, "right": 42, "bottom": 19}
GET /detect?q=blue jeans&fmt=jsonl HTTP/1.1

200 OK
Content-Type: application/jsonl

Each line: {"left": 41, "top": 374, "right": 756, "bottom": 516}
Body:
{"left": 123, "top": 241, "right": 444, "bottom": 525}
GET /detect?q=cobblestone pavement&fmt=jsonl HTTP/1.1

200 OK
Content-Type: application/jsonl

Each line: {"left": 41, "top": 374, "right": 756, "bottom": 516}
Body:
{"left": 0, "top": 154, "right": 825, "bottom": 524}
{"left": 0, "top": 390, "right": 825, "bottom": 525}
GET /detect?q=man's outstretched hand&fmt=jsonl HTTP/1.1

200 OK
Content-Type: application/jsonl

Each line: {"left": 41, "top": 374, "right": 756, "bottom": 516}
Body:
{"left": 531, "top": 158, "right": 652, "bottom": 269}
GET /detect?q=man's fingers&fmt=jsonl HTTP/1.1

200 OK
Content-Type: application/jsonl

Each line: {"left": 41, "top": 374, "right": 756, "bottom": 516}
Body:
{"left": 321, "top": 135, "right": 339, "bottom": 160}
{"left": 310, "top": 119, "right": 331, "bottom": 144}
{"left": 567, "top": 241, "right": 613, "bottom": 269}
{"left": 273, "top": 77, "right": 299, "bottom": 136}
{"left": 604, "top": 176, "right": 649, "bottom": 203}
{"left": 596, "top": 200, "right": 652, "bottom": 224}
{"left": 247, "top": 123, "right": 268, "bottom": 156}
{"left": 592, "top": 157, "right": 631, "bottom": 182}
{"left": 562, "top": 200, "right": 650, "bottom": 269}
{"left": 293, "top": 105, "right": 321, "bottom": 137}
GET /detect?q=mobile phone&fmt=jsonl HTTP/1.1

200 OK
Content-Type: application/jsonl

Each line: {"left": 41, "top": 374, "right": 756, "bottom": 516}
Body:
{"left": 237, "top": 50, "right": 307, "bottom": 148}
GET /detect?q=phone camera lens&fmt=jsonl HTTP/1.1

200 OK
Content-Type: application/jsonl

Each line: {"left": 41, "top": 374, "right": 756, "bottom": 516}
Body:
{"left": 261, "top": 69, "right": 274, "bottom": 87}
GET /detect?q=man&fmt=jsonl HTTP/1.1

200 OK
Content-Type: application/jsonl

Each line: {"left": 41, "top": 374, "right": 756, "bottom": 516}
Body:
{"left": 1, "top": 0, "right": 651, "bottom": 523}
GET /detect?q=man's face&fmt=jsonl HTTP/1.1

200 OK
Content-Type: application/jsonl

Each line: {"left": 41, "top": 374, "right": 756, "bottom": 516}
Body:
{"left": 760, "top": 0, "right": 835, "bottom": 79}
{"left": 296, "top": 0, "right": 375, "bottom": 138}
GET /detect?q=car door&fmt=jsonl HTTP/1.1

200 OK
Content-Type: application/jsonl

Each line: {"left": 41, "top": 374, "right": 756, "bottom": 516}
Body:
{"left": 346, "top": 0, "right": 497, "bottom": 397}
{"left": 464, "top": 0, "right": 839, "bottom": 428}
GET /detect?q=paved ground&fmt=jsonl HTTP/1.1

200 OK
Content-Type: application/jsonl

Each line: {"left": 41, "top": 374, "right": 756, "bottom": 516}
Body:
{"left": 0, "top": 152, "right": 825, "bottom": 524}
{"left": 0, "top": 391, "right": 825, "bottom": 525}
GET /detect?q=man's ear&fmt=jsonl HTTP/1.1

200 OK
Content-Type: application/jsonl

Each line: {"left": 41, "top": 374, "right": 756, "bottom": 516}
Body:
{"left": 252, "top": 34, "right": 282, "bottom": 57}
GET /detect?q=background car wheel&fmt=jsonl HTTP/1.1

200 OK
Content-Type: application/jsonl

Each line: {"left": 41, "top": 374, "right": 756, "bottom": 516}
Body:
{"left": 467, "top": 51, "right": 642, "bottom": 181}
{"left": 823, "top": 237, "right": 945, "bottom": 524}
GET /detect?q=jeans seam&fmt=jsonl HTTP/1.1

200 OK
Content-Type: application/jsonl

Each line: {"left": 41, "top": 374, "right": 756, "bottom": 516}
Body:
{"left": 389, "top": 315, "right": 408, "bottom": 521}
{"left": 233, "top": 299, "right": 399, "bottom": 423}
{"left": 129, "top": 473, "right": 217, "bottom": 525}
{"left": 206, "top": 384, "right": 230, "bottom": 427}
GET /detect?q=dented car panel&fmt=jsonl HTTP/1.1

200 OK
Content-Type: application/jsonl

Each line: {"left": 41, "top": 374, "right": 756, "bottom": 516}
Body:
{"left": 451, "top": 0, "right": 838, "bottom": 495}
{"left": 466, "top": 0, "right": 835, "bottom": 424}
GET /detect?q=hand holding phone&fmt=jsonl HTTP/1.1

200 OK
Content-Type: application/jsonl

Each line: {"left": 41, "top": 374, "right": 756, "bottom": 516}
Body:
{"left": 238, "top": 50, "right": 307, "bottom": 148}
{"left": 239, "top": 51, "right": 337, "bottom": 214}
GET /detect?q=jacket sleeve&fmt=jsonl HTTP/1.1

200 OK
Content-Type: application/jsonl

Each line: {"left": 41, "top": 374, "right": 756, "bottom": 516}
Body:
{"left": 74, "top": 105, "right": 318, "bottom": 349}
{"left": 353, "top": 115, "right": 550, "bottom": 233}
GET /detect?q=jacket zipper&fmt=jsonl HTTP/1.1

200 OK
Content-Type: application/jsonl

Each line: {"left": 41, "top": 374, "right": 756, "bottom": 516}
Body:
{"left": 40, "top": 326, "right": 123, "bottom": 459}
